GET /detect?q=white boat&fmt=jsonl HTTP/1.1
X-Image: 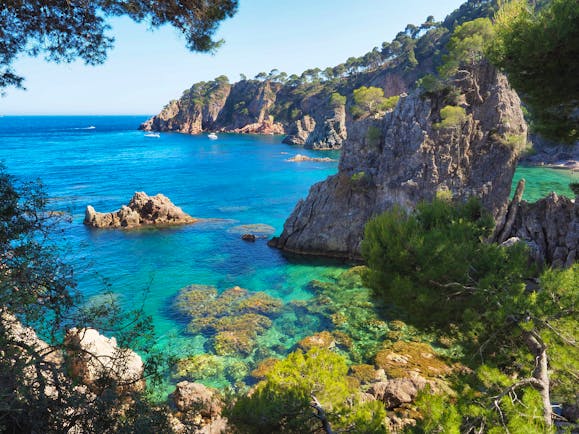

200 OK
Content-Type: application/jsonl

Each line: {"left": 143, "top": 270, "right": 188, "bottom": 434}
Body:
{"left": 208, "top": 132, "right": 218, "bottom": 140}
{"left": 144, "top": 132, "right": 160, "bottom": 138}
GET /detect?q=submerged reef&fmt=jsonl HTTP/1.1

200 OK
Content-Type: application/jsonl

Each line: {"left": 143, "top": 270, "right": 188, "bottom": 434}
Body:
{"left": 174, "top": 285, "right": 282, "bottom": 357}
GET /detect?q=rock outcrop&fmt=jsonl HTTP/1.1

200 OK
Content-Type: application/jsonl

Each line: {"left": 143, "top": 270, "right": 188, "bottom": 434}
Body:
{"left": 64, "top": 327, "right": 145, "bottom": 391}
{"left": 270, "top": 62, "right": 527, "bottom": 259}
{"left": 286, "top": 154, "right": 336, "bottom": 163}
{"left": 282, "top": 101, "right": 348, "bottom": 150}
{"left": 84, "top": 192, "right": 197, "bottom": 229}
{"left": 503, "top": 192, "right": 577, "bottom": 267}
{"left": 520, "top": 134, "right": 579, "bottom": 170}
{"left": 169, "top": 381, "right": 228, "bottom": 434}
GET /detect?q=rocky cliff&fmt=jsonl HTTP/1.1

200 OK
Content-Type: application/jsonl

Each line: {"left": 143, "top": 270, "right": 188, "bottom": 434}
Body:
{"left": 270, "top": 62, "right": 528, "bottom": 259}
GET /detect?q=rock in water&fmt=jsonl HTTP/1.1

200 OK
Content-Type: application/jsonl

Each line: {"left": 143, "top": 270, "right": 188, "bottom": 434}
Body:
{"left": 270, "top": 62, "right": 527, "bottom": 259}
{"left": 84, "top": 192, "right": 197, "bottom": 229}
{"left": 241, "top": 233, "right": 257, "bottom": 242}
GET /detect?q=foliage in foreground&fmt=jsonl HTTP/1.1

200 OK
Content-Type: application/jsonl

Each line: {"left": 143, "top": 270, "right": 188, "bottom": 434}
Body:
{"left": 0, "top": 167, "right": 171, "bottom": 433}
{"left": 362, "top": 197, "right": 578, "bottom": 431}
{"left": 1, "top": 0, "right": 238, "bottom": 90}
{"left": 227, "top": 348, "right": 387, "bottom": 433}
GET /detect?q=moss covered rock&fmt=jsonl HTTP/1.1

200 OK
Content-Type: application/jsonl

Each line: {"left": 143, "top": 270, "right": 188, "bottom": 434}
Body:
{"left": 375, "top": 341, "right": 452, "bottom": 379}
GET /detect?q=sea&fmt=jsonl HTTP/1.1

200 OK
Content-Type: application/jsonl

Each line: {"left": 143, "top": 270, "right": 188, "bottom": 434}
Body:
{"left": 0, "top": 115, "right": 575, "bottom": 391}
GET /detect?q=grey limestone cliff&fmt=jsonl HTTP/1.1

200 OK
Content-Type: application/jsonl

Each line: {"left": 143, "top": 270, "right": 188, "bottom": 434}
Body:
{"left": 270, "top": 62, "right": 528, "bottom": 259}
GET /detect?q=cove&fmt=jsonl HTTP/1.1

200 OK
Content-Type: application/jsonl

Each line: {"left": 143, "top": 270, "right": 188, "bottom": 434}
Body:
{"left": 0, "top": 115, "right": 575, "bottom": 390}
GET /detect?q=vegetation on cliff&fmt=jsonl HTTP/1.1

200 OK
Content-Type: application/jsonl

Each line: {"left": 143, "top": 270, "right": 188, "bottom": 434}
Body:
{"left": 142, "top": 0, "right": 499, "bottom": 148}
{"left": 487, "top": 0, "right": 579, "bottom": 143}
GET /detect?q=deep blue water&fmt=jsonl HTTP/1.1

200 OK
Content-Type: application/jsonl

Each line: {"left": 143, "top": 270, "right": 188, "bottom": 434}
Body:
{"left": 0, "top": 115, "right": 575, "bottom": 388}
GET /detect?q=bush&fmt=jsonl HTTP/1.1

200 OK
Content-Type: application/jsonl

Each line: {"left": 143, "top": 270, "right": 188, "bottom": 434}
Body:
{"left": 361, "top": 197, "right": 529, "bottom": 329}
{"left": 435, "top": 105, "right": 467, "bottom": 129}
{"left": 227, "top": 348, "right": 387, "bottom": 433}
{"left": 329, "top": 92, "right": 347, "bottom": 107}
{"left": 351, "top": 86, "right": 396, "bottom": 119}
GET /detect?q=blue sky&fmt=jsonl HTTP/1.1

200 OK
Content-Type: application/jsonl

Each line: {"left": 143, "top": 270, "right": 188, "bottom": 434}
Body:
{"left": 2, "top": 0, "right": 465, "bottom": 115}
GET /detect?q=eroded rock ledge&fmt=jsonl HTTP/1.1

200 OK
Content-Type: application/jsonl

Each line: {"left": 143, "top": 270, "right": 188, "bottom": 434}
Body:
{"left": 84, "top": 192, "right": 197, "bottom": 229}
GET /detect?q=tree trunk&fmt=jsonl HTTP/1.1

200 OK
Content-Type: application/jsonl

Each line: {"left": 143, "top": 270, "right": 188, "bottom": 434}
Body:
{"left": 526, "top": 332, "right": 552, "bottom": 427}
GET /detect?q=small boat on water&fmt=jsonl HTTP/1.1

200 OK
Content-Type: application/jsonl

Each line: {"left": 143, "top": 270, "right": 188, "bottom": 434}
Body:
{"left": 144, "top": 132, "right": 160, "bottom": 138}
{"left": 208, "top": 132, "right": 218, "bottom": 140}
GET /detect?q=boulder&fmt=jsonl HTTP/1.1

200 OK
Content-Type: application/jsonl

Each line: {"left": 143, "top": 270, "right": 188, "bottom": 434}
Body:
{"left": 369, "top": 375, "right": 428, "bottom": 409}
{"left": 241, "top": 233, "right": 256, "bottom": 242}
{"left": 84, "top": 192, "right": 197, "bottom": 229}
{"left": 64, "top": 327, "right": 144, "bottom": 391}
{"left": 505, "top": 192, "right": 577, "bottom": 267}
{"left": 171, "top": 381, "right": 222, "bottom": 418}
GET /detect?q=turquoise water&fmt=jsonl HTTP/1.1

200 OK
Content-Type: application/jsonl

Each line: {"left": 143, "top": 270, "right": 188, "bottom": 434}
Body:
{"left": 0, "top": 116, "right": 575, "bottom": 389}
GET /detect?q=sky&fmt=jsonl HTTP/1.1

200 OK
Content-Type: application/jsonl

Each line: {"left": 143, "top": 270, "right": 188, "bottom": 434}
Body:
{"left": 1, "top": 0, "right": 465, "bottom": 115}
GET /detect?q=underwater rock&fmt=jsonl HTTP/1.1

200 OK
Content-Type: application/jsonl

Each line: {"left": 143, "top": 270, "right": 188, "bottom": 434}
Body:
{"left": 237, "top": 292, "right": 283, "bottom": 316}
{"left": 297, "top": 330, "right": 336, "bottom": 351}
{"left": 250, "top": 358, "right": 280, "bottom": 381}
{"left": 224, "top": 360, "right": 250, "bottom": 383}
{"left": 227, "top": 223, "right": 276, "bottom": 236}
{"left": 213, "top": 331, "right": 255, "bottom": 357}
{"left": 174, "top": 285, "right": 218, "bottom": 317}
{"left": 84, "top": 192, "right": 197, "bottom": 229}
{"left": 175, "top": 355, "right": 224, "bottom": 380}
{"left": 173, "top": 285, "right": 282, "bottom": 358}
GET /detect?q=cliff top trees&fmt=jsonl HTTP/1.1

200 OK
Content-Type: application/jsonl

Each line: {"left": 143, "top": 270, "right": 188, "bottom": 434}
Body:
{"left": 350, "top": 86, "right": 399, "bottom": 119}
{"left": 487, "top": 0, "right": 579, "bottom": 143}
{"left": 0, "top": 0, "right": 238, "bottom": 90}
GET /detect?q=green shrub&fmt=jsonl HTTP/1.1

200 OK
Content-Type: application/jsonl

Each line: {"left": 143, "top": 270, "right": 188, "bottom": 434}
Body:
{"left": 435, "top": 105, "right": 467, "bottom": 129}
{"left": 329, "top": 92, "right": 347, "bottom": 107}
{"left": 351, "top": 86, "right": 395, "bottom": 119}
{"left": 227, "top": 348, "right": 387, "bottom": 433}
{"left": 361, "top": 197, "right": 529, "bottom": 329}
{"left": 350, "top": 171, "right": 366, "bottom": 183}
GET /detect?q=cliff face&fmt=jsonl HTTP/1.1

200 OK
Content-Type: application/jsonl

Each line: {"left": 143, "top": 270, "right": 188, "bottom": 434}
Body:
{"left": 270, "top": 62, "right": 527, "bottom": 259}
{"left": 140, "top": 65, "right": 424, "bottom": 149}
{"left": 140, "top": 78, "right": 350, "bottom": 147}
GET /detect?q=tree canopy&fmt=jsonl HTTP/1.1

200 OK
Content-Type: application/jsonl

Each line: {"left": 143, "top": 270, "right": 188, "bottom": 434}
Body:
{"left": 487, "top": 0, "right": 579, "bottom": 143}
{"left": 0, "top": 0, "right": 238, "bottom": 90}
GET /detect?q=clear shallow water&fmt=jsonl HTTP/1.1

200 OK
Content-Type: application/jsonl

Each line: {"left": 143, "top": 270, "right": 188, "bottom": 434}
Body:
{"left": 0, "top": 116, "right": 575, "bottom": 389}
